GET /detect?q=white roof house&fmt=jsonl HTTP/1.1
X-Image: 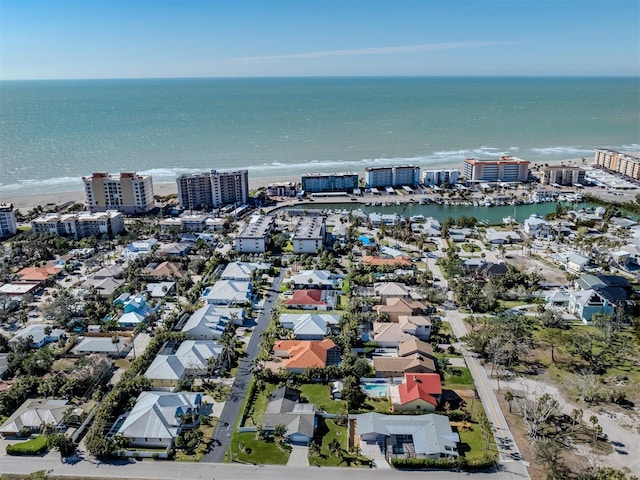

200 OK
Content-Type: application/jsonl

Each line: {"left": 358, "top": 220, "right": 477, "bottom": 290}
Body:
{"left": 117, "top": 311, "right": 146, "bottom": 329}
{"left": 146, "top": 282, "right": 176, "bottom": 298}
{"left": 72, "top": 336, "right": 126, "bottom": 357}
{"left": 201, "top": 280, "right": 252, "bottom": 305}
{"left": 278, "top": 313, "right": 340, "bottom": 340}
{"left": 115, "top": 391, "right": 202, "bottom": 449}
{"left": 145, "top": 340, "right": 223, "bottom": 390}
{"left": 356, "top": 412, "right": 459, "bottom": 459}
{"left": 288, "top": 270, "right": 341, "bottom": 289}
{"left": 0, "top": 399, "right": 72, "bottom": 437}
{"left": 220, "top": 261, "right": 270, "bottom": 281}
{"left": 181, "top": 305, "right": 244, "bottom": 340}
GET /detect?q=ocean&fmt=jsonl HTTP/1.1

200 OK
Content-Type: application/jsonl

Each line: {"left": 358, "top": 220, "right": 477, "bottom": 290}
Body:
{"left": 0, "top": 77, "right": 638, "bottom": 197}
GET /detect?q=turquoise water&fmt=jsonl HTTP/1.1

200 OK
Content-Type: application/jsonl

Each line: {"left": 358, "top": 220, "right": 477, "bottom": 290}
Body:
{"left": 362, "top": 383, "right": 390, "bottom": 397}
{"left": 1, "top": 77, "right": 638, "bottom": 196}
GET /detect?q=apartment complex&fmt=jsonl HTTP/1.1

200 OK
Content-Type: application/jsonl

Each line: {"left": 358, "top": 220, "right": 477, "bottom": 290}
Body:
{"left": 301, "top": 172, "right": 359, "bottom": 193}
{"left": 267, "top": 182, "right": 297, "bottom": 197}
{"left": 421, "top": 169, "right": 460, "bottom": 186}
{"left": 31, "top": 211, "right": 125, "bottom": 240}
{"left": 83, "top": 172, "right": 155, "bottom": 214}
{"left": 0, "top": 204, "right": 17, "bottom": 238}
{"left": 539, "top": 166, "right": 586, "bottom": 186}
{"left": 365, "top": 165, "right": 420, "bottom": 188}
{"left": 463, "top": 156, "right": 530, "bottom": 182}
{"left": 176, "top": 169, "right": 249, "bottom": 210}
{"left": 234, "top": 215, "right": 276, "bottom": 253}
{"left": 292, "top": 216, "right": 326, "bottom": 254}
{"left": 594, "top": 149, "right": 640, "bottom": 181}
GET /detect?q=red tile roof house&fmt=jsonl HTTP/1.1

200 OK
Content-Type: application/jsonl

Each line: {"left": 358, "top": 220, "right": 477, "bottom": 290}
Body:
{"left": 285, "top": 289, "right": 334, "bottom": 310}
{"left": 389, "top": 373, "right": 442, "bottom": 413}
{"left": 273, "top": 339, "right": 341, "bottom": 374}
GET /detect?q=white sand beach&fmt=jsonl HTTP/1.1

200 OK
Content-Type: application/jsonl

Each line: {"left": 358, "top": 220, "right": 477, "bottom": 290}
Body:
{"left": 0, "top": 156, "right": 611, "bottom": 212}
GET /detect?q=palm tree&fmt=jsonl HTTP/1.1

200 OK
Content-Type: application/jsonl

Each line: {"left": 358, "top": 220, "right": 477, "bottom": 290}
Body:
{"left": 504, "top": 391, "right": 514, "bottom": 413}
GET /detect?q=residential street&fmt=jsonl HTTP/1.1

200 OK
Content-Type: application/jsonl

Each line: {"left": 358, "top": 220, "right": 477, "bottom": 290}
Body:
{"left": 426, "top": 255, "right": 531, "bottom": 480}
{"left": 204, "top": 268, "right": 286, "bottom": 463}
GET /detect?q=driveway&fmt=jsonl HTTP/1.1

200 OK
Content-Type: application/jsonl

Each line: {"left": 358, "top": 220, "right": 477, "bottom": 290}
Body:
{"left": 287, "top": 445, "right": 309, "bottom": 467}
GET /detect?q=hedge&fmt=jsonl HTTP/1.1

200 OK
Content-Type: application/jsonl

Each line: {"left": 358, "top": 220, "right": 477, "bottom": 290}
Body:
{"left": 391, "top": 456, "right": 495, "bottom": 471}
{"left": 6, "top": 435, "right": 49, "bottom": 456}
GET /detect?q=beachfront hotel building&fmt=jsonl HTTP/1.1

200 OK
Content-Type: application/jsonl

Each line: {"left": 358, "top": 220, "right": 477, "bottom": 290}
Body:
{"left": 422, "top": 169, "right": 460, "bottom": 186}
{"left": 365, "top": 165, "right": 420, "bottom": 188}
{"left": 0, "top": 204, "right": 17, "bottom": 238}
{"left": 267, "top": 182, "right": 297, "bottom": 197}
{"left": 31, "top": 211, "right": 125, "bottom": 240}
{"left": 292, "top": 216, "right": 326, "bottom": 254}
{"left": 234, "top": 215, "right": 276, "bottom": 253}
{"left": 594, "top": 149, "right": 640, "bottom": 181}
{"left": 301, "top": 172, "right": 359, "bottom": 193}
{"left": 176, "top": 169, "right": 249, "bottom": 210}
{"left": 539, "top": 166, "right": 586, "bottom": 186}
{"left": 83, "top": 172, "right": 155, "bottom": 214}
{"left": 463, "top": 156, "right": 530, "bottom": 182}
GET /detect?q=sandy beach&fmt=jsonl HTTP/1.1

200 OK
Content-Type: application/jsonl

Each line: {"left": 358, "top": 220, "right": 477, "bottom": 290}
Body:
{"left": 0, "top": 156, "right": 614, "bottom": 212}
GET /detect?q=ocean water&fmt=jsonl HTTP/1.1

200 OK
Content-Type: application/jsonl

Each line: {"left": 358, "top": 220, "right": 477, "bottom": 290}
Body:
{"left": 0, "top": 77, "right": 638, "bottom": 197}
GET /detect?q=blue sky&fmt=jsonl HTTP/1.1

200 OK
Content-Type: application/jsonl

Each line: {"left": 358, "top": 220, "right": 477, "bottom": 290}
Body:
{"left": 1, "top": 0, "right": 638, "bottom": 79}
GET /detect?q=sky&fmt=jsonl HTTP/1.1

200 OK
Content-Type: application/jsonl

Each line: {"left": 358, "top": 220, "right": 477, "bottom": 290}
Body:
{"left": 0, "top": 0, "right": 638, "bottom": 80}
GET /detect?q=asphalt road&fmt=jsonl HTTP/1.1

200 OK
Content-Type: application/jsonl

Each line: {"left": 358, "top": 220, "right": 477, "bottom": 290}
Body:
{"left": 426, "top": 255, "right": 531, "bottom": 480}
{"left": 204, "top": 268, "right": 286, "bottom": 463}
{"left": 0, "top": 455, "right": 519, "bottom": 480}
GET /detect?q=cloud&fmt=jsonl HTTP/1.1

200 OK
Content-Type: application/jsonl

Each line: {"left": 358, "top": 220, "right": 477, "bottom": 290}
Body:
{"left": 230, "top": 41, "right": 520, "bottom": 63}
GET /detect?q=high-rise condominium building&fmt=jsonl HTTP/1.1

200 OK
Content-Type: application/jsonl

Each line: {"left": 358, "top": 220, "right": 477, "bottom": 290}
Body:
{"left": 594, "top": 149, "right": 640, "bottom": 181}
{"left": 176, "top": 169, "right": 249, "bottom": 210}
{"left": 463, "top": 157, "right": 530, "bottom": 182}
{"left": 365, "top": 165, "right": 420, "bottom": 188}
{"left": 83, "top": 172, "right": 155, "bottom": 214}
{"left": 0, "top": 203, "right": 17, "bottom": 238}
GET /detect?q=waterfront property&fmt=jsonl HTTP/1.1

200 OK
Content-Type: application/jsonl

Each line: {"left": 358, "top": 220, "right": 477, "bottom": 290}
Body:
{"left": 539, "top": 166, "right": 586, "bottom": 186}
{"left": 176, "top": 169, "right": 249, "bottom": 210}
{"left": 301, "top": 172, "right": 359, "bottom": 193}
{"left": 365, "top": 165, "right": 420, "bottom": 188}
{"left": 422, "top": 169, "right": 460, "bottom": 186}
{"left": 31, "top": 211, "right": 125, "bottom": 239}
{"left": 0, "top": 203, "right": 17, "bottom": 238}
{"left": 463, "top": 156, "right": 530, "bottom": 182}
{"left": 291, "top": 216, "right": 326, "bottom": 254}
{"left": 83, "top": 171, "right": 155, "bottom": 214}
{"left": 594, "top": 148, "right": 640, "bottom": 181}
{"left": 234, "top": 215, "right": 276, "bottom": 253}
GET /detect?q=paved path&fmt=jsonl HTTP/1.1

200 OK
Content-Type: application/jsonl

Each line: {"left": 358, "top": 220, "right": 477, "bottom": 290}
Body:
{"left": 426, "top": 256, "right": 531, "bottom": 480}
{"left": 287, "top": 445, "right": 310, "bottom": 467}
{"left": 204, "top": 269, "right": 286, "bottom": 463}
{"left": 0, "top": 455, "right": 519, "bottom": 480}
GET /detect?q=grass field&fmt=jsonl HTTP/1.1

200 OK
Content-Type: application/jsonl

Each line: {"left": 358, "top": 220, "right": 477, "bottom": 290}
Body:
{"left": 308, "top": 418, "right": 350, "bottom": 467}
{"left": 455, "top": 399, "right": 498, "bottom": 464}
{"left": 300, "top": 384, "right": 345, "bottom": 414}
{"left": 442, "top": 367, "right": 474, "bottom": 390}
{"left": 232, "top": 431, "right": 290, "bottom": 464}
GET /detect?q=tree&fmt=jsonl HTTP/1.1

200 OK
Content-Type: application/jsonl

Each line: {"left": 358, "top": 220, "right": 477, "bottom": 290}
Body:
{"left": 504, "top": 390, "right": 514, "bottom": 413}
{"left": 517, "top": 391, "right": 560, "bottom": 439}
{"left": 328, "top": 438, "right": 342, "bottom": 458}
{"left": 535, "top": 437, "right": 567, "bottom": 480}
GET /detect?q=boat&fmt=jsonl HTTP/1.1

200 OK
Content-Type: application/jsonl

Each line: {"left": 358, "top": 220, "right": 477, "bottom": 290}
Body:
{"left": 503, "top": 216, "right": 516, "bottom": 225}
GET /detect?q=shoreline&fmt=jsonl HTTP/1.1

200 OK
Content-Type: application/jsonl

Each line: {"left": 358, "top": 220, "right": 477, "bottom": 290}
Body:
{"left": 0, "top": 156, "right": 628, "bottom": 212}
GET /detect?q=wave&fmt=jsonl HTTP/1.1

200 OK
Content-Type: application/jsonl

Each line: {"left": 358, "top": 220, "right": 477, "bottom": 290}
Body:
{"left": 530, "top": 146, "right": 594, "bottom": 156}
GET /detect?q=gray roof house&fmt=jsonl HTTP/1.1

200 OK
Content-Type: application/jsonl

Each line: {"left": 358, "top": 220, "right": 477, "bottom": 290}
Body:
{"left": 278, "top": 313, "right": 340, "bottom": 340}
{"left": 182, "top": 305, "right": 244, "bottom": 340}
{"left": 9, "top": 324, "right": 66, "bottom": 349}
{"left": 355, "top": 412, "right": 459, "bottom": 461}
{"left": 115, "top": 391, "right": 202, "bottom": 450}
{"left": 262, "top": 387, "right": 317, "bottom": 445}
{"left": 144, "top": 340, "right": 223, "bottom": 390}
{"left": 201, "top": 280, "right": 252, "bottom": 305}
{"left": 0, "top": 399, "right": 80, "bottom": 437}
{"left": 220, "top": 261, "right": 270, "bottom": 281}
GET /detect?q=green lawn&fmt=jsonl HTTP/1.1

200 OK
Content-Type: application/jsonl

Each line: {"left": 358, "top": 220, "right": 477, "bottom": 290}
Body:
{"left": 300, "top": 384, "right": 345, "bottom": 414}
{"left": 499, "top": 299, "right": 530, "bottom": 310}
{"left": 232, "top": 431, "right": 290, "bottom": 464}
{"left": 308, "top": 418, "right": 350, "bottom": 467}
{"left": 442, "top": 367, "right": 474, "bottom": 389}
{"left": 461, "top": 243, "right": 481, "bottom": 253}
{"left": 175, "top": 425, "right": 216, "bottom": 462}
{"left": 455, "top": 399, "right": 498, "bottom": 464}
{"left": 6, "top": 435, "right": 49, "bottom": 456}
{"left": 363, "top": 396, "right": 392, "bottom": 414}
{"left": 244, "top": 382, "right": 278, "bottom": 427}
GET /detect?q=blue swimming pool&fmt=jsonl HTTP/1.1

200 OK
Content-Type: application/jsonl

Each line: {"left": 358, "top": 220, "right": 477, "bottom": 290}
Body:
{"left": 362, "top": 383, "right": 389, "bottom": 397}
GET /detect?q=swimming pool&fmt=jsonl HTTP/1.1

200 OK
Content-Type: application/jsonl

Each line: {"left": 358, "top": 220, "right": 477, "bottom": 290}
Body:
{"left": 362, "top": 383, "right": 390, "bottom": 397}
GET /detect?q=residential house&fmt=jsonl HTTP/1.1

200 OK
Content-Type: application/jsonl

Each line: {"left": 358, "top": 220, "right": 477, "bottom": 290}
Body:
{"left": 550, "top": 252, "right": 590, "bottom": 273}
{"left": 485, "top": 229, "right": 521, "bottom": 245}
{"left": 71, "top": 336, "right": 126, "bottom": 357}
{"left": 181, "top": 305, "right": 244, "bottom": 340}
{"left": 117, "top": 311, "right": 146, "bottom": 329}
{"left": 523, "top": 214, "right": 550, "bottom": 238}
{"left": 475, "top": 261, "right": 509, "bottom": 279}
{"left": 355, "top": 413, "right": 459, "bottom": 460}
{"left": 374, "top": 282, "right": 423, "bottom": 302}
{"left": 121, "top": 238, "right": 158, "bottom": 260}
{"left": 114, "top": 391, "right": 202, "bottom": 449}
{"left": 374, "top": 298, "right": 426, "bottom": 322}
{"left": 0, "top": 398, "right": 83, "bottom": 437}
{"left": 288, "top": 270, "right": 342, "bottom": 290}
{"left": 389, "top": 373, "right": 442, "bottom": 413}
{"left": 362, "top": 255, "right": 412, "bottom": 268}
{"left": 201, "top": 280, "right": 252, "bottom": 305}
{"left": 140, "top": 261, "right": 185, "bottom": 280}
{"left": 146, "top": 282, "right": 177, "bottom": 298}
{"left": 14, "top": 266, "right": 63, "bottom": 285}
{"left": 144, "top": 340, "right": 223, "bottom": 391}
{"left": 278, "top": 313, "right": 339, "bottom": 340}
{"left": 220, "top": 261, "right": 270, "bottom": 282}
{"left": 262, "top": 387, "right": 317, "bottom": 445}
{"left": 158, "top": 242, "right": 192, "bottom": 257}
{"left": 122, "top": 294, "right": 154, "bottom": 316}
{"left": 372, "top": 316, "right": 432, "bottom": 348}
{"left": 82, "top": 277, "right": 124, "bottom": 298}
{"left": 569, "top": 289, "right": 614, "bottom": 323}
{"left": 373, "top": 354, "right": 437, "bottom": 378}
{"left": 273, "top": 339, "right": 341, "bottom": 374}
{"left": 397, "top": 337, "right": 436, "bottom": 360}
{"left": 9, "top": 324, "right": 65, "bottom": 349}
{"left": 285, "top": 289, "right": 335, "bottom": 310}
